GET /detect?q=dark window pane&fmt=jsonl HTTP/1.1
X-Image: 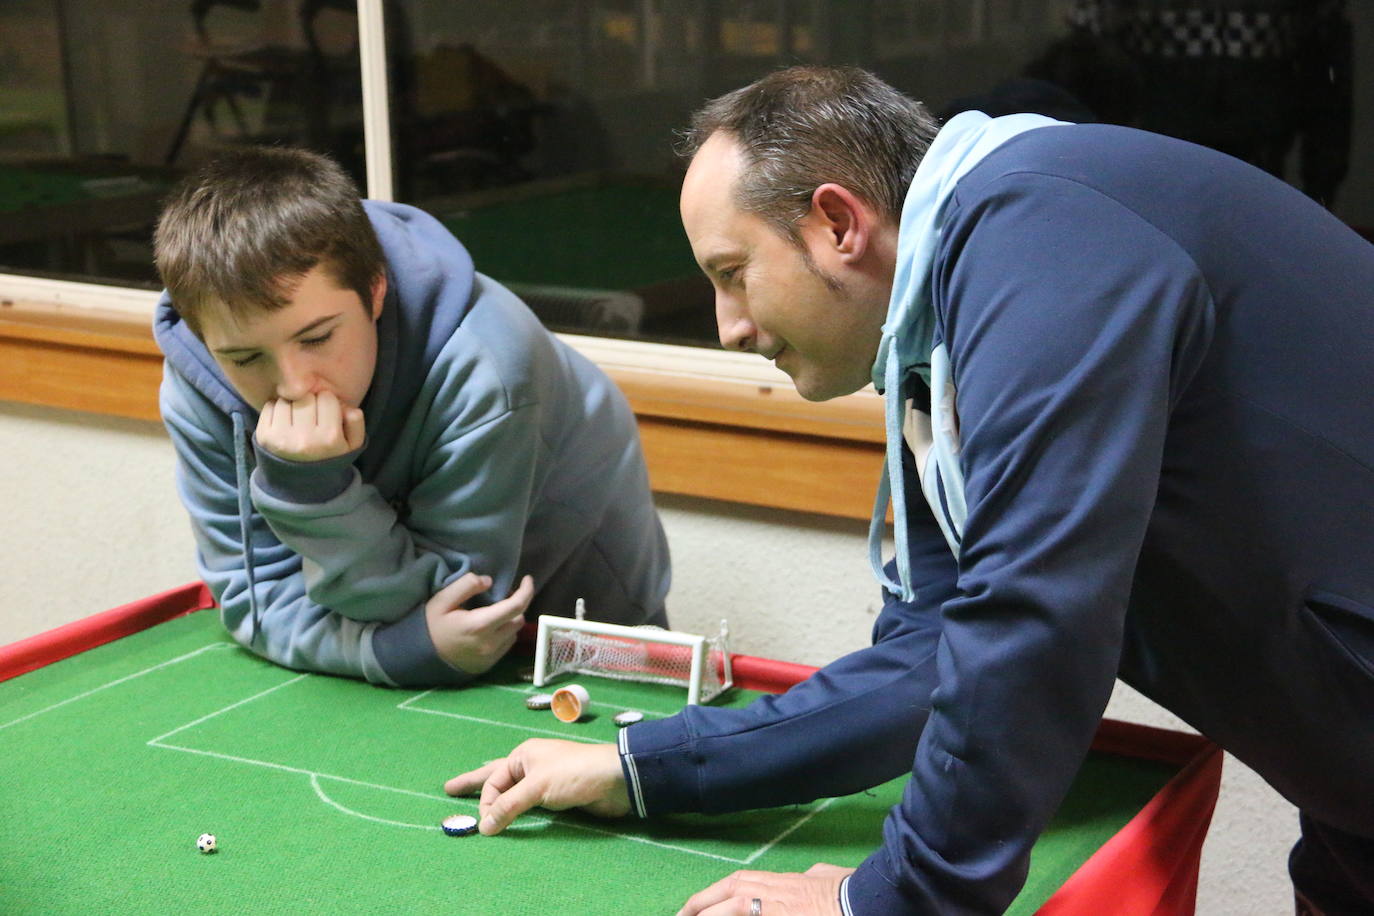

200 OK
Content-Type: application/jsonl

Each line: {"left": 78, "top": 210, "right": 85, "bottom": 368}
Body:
{"left": 0, "top": 0, "right": 363, "bottom": 287}
{"left": 389, "top": 0, "right": 1371, "bottom": 348}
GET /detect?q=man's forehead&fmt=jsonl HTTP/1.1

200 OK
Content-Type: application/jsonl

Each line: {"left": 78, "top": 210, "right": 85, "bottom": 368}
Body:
{"left": 681, "top": 133, "right": 752, "bottom": 257}
{"left": 682, "top": 132, "right": 744, "bottom": 206}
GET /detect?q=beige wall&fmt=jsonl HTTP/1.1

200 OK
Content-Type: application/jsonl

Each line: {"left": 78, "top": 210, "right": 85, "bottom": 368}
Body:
{"left": 0, "top": 401, "right": 1296, "bottom": 914}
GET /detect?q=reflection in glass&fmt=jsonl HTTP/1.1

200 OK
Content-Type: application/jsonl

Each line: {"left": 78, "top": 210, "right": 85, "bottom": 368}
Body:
{"left": 387, "top": 1, "right": 1364, "bottom": 347}
{"left": 1, "top": 1, "right": 1366, "bottom": 348}
{"left": 0, "top": 0, "right": 362, "bottom": 286}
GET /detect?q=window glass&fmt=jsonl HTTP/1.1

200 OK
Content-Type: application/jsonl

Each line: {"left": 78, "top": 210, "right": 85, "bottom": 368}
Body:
{"left": 387, "top": 0, "right": 1371, "bottom": 347}
{"left": 0, "top": 0, "right": 363, "bottom": 287}
{"left": 2, "top": 1, "right": 1369, "bottom": 351}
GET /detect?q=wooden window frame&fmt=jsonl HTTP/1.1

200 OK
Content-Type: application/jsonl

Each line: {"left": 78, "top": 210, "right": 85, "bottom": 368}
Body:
{"left": 0, "top": 286, "right": 885, "bottom": 521}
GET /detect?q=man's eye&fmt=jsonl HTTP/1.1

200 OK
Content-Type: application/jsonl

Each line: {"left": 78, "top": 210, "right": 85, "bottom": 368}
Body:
{"left": 301, "top": 331, "right": 334, "bottom": 348}
{"left": 231, "top": 354, "right": 260, "bottom": 368}
{"left": 718, "top": 268, "right": 737, "bottom": 284}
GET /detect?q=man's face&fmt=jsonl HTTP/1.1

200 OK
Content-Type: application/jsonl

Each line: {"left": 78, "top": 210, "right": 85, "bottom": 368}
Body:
{"left": 680, "top": 132, "right": 886, "bottom": 402}
{"left": 199, "top": 263, "right": 385, "bottom": 412}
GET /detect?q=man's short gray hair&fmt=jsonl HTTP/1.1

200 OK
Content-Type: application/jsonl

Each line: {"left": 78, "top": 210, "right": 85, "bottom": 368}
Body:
{"left": 679, "top": 66, "right": 940, "bottom": 243}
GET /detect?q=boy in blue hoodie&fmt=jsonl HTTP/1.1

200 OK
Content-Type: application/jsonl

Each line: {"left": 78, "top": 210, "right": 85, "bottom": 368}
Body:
{"left": 153, "top": 146, "right": 670, "bottom": 688}
{"left": 447, "top": 68, "right": 1374, "bottom": 915}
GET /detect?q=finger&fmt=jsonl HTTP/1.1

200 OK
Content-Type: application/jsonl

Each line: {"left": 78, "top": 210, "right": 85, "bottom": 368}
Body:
{"left": 473, "top": 752, "right": 526, "bottom": 814}
{"left": 463, "top": 575, "right": 535, "bottom": 628}
{"left": 430, "top": 573, "right": 493, "bottom": 612}
{"left": 479, "top": 774, "right": 548, "bottom": 835}
{"left": 343, "top": 407, "right": 366, "bottom": 450}
{"left": 444, "top": 759, "right": 500, "bottom": 797}
{"left": 676, "top": 873, "right": 751, "bottom": 916}
{"left": 693, "top": 901, "right": 754, "bottom": 916}
{"left": 315, "top": 390, "right": 341, "bottom": 434}
{"left": 256, "top": 400, "right": 276, "bottom": 437}
{"left": 290, "top": 392, "right": 317, "bottom": 427}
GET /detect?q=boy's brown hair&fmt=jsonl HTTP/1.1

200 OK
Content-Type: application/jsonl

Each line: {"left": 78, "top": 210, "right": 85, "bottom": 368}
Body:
{"left": 154, "top": 146, "right": 384, "bottom": 337}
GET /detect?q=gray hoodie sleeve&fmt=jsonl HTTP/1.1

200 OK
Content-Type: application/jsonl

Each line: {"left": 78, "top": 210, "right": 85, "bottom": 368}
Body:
{"left": 247, "top": 399, "right": 543, "bottom": 659}
{"left": 161, "top": 365, "right": 414, "bottom": 685}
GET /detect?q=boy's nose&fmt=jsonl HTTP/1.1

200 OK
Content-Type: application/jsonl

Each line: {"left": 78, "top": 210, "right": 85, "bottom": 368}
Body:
{"left": 274, "top": 356, "right": 315, "bottom": 402}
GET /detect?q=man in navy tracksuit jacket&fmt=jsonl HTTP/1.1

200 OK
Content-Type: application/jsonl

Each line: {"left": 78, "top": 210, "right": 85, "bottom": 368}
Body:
{"left": 447, "top": 67, "right": 1374, "bottom": 914}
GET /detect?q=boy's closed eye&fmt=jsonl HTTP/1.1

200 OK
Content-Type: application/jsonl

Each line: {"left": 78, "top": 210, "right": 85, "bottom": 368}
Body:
{"left": 227, "top": 331, "right": 332, "bottom": 367}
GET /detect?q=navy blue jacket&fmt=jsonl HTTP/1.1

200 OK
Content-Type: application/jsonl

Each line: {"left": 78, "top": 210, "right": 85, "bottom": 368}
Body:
{"left": 621, "top": 124, "right": 1374, "bottom": 913}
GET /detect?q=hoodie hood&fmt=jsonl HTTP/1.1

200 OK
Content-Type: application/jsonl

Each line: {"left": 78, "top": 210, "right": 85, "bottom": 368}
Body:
{"left": 153, "top": 200, "right": 476, "bottom": 641}
{"left": 153, "top": 200, "right": 473, "bottom": 447}
{"left": 867, "top": 111, "right": 1070, "bottom": 602}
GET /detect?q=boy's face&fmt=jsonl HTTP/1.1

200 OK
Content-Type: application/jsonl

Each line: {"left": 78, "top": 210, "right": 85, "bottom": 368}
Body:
{"left": 199, "top": 264, "right": 386, "bottom": 412}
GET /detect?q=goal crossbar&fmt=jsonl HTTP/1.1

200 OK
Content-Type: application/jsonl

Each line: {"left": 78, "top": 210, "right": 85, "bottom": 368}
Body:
{"left": 533, "top": 615, "right": 733, "bottom": 706}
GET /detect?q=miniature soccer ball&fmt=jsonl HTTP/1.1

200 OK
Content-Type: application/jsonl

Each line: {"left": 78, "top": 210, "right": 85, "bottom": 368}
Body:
{"left": 196, "top": 833, "right": 217, "bottom": 854}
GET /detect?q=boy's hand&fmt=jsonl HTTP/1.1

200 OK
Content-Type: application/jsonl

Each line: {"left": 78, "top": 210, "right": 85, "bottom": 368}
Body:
{"left": 425, "top": 573, "right": 535, "bottom": 674}
{"left": 443, "top": 740, "right": 629, "bottom": 834}
{"left": 256, "top": 391, "right": 366, "bottom": 462}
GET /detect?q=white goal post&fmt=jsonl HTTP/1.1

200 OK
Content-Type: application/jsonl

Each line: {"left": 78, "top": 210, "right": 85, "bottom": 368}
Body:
{"left": 533, "top": 608, "right": 733, "bottom": 706}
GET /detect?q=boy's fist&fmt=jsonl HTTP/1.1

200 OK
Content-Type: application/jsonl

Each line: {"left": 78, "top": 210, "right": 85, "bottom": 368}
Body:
{"left": 257, "top": 391, "right": 365, "bottom": 462}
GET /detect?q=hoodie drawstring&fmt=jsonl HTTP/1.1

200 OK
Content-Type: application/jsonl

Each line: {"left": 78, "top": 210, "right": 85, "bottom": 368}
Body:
{"left": 869, "top": 335, "right": 917, "bottom": 603}
{"left": 231, "top": 412, "right": 261, "bottom": 646}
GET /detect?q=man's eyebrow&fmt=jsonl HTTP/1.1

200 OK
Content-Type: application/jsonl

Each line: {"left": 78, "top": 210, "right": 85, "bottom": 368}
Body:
{"left": 212, "top": 314, "right": 341, "bottom": 354}
{"left": 701, "top": 253, "right": 742, "bottom": 275}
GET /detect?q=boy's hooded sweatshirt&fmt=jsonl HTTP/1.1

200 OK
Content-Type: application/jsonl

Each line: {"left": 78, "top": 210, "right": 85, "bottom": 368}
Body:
{"left": 155, "top": 201, "right": 670, "bottom": 686}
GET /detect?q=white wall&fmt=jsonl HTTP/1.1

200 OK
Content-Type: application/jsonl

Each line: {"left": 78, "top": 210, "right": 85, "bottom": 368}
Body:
{"left": 0, "top": 401, "right": 1297, "bottom": 914}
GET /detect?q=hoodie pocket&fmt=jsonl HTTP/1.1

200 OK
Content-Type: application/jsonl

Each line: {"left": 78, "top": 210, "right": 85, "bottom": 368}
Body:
{"left": 1304, "top": 588, "right": 1374, "bottom": 681}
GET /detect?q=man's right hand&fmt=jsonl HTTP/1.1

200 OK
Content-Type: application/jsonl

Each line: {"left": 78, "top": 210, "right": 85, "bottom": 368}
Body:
{"left": 425, "top": 573, "right": 534, "bottom": 674}
{"left": 443, "top": 740, "right": 630, "bottom": 834}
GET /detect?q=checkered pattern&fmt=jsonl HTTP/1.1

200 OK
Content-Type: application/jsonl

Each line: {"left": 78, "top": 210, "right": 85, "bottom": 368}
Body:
{"left": 1067, "top": 2, "right": 1297, "bottom": 59}
{"left": 1125, "top": 7, "right": 1292, "bottom": 59}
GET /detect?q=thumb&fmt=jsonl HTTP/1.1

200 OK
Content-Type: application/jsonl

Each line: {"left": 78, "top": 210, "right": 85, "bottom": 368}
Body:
{"left": 343, "top": 407, "right": 366, "bottom": 450}
{"left": 428, "top": 573, "right": 492, "bottom": 614}
{"left": 464, "top": 575, "right": 535, "bottom": 628}
{"left": 480, "top": 778, "right": 545, "bottom": 835}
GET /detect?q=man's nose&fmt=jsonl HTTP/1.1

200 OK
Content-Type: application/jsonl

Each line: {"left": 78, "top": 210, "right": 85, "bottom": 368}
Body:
{"left": 716, "top": 294, "right": 755, "bottom": 353}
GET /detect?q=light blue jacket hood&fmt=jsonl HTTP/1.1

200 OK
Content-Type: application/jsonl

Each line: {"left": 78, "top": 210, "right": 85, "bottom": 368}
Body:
{"left": 868, "top": 112, "right": 1069, "bottom": 602}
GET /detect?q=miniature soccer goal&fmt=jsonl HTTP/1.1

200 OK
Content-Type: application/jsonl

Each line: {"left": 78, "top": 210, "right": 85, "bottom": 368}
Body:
{"left": 533, "top": 601, "right": 733, "bottom": 706}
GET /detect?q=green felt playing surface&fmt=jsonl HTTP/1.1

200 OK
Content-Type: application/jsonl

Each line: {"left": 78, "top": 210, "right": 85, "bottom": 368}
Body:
{"left": 0, "top": 611, "right": 1175, "bottom": 914}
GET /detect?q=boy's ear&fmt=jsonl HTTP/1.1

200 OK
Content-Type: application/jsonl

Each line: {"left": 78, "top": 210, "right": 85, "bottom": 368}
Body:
{"left": 370, "top": 273, "right": 387, "bottom": 320}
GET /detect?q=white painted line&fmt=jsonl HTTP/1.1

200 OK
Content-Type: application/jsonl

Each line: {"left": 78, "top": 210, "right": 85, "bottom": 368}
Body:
{"left": 742, "top": 796, "right": 839, "bottom": 864}
{"left": 147, "top": 673, "right": 308, "bottom": 745}
{"left": 396, "top": 703, "right": 606, "bottom": 743}
{"left": 0, "top": 643, "right": 232, "bottom": 733}
{"left": 310, "top": 773, "right": 465, "bottom": 831}
{"left": 152, "top": 736, "right": 749, "bottom": 862}
{"left": 8, "top": 640, "right": 826, "bottom": 867}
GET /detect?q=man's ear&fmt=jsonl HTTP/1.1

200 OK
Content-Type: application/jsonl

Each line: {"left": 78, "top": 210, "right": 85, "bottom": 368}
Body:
{"left": 809, "top": 183, "right": 873, "bottom": 264}
{"left": 370, "top": 272, "right": 387, "bottom": 320}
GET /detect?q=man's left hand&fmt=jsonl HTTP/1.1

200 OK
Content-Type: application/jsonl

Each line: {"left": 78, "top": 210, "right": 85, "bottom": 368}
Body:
{"left": 676, "top": 864, "right": 854, "bottom": 916}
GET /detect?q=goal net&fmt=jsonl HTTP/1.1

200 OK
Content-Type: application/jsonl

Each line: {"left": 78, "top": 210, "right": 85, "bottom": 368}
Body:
{"left": 533, "top": 603, "right": 733, "bottom": 706}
